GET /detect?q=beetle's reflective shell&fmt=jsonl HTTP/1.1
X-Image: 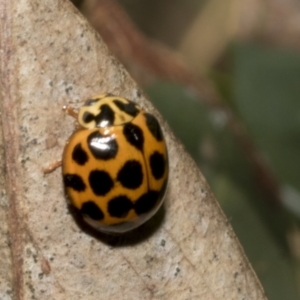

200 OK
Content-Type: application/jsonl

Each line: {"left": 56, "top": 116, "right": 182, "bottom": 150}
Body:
{"left": 62, "top": 94, "right": 168, "bottom": 233}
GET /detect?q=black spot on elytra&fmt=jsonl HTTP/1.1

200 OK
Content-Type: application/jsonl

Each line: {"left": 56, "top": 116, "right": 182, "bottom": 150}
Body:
{"left": 82, "top": 112, "right": 95, "bottom": 124}
{"left": 72, "top": 143, "right": 88, "bottom": 165}
{"left": 117, "top": 160, "right": 143, "bottom": 189}
{"left": 64, "top": 174, "right": 86, "bottom": 192}
{"left": 113, "top": 99, "right": 140, "bottom": 117}
{"left": 80, "top": 201, "right": 104, "bottom": 220}
{"left": 123, "top": 123, "right": 144, "bottom": 151}
{"left": 87, "top": 130, "right": 118, "bottom": 160}
{"left": 149, "top": 151, "right": 165, "bottom": 180}
{"left": 144, "top": 113, "right": 163, "bottom": 141}
{"left": 108, "top": 195, "right": 133, "bottom": 218}
{"left": 134, "top": 191, "right": 159, "bottom": 215}
{"left": 82, "top": 104, "right": 115, "bottom": 127}
{"left": 88, "top": 170, "right": 114, "bottom": 196}
{"left": 94, "top": 104, "right": 115, "bottom": 127}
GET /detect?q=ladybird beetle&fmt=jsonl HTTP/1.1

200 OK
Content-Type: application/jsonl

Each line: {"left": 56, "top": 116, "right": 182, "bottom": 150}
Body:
{"left": 62, "top": 94, "right": 168, "bottom": 233}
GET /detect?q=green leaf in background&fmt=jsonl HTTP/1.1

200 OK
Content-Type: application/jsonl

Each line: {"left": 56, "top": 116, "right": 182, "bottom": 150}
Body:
{"left": 234, "top": 43, "right": 300, "bottom": 191}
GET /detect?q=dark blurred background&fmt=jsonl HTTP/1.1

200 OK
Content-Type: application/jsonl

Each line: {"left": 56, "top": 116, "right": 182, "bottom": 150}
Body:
{"left": 72, "top": 1, "right": 300, "bottom": 298}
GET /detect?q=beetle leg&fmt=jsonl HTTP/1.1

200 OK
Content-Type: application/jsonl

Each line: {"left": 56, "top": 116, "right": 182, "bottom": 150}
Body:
{"left": 43, "top": 160, "right": 62, "bottom": 174}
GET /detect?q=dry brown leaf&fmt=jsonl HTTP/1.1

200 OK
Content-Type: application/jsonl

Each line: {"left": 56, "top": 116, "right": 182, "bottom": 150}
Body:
{"left": 238, "top": 0, "right": 300, "bottom": 50}
{"left": 180, "top": 0, "right": 300, "bottom": 71}
{"left": 79, "top": 0, "right": 195, "bottom": 86}
{"left": 179, "top": 0, "right": 243, "bottom": 74}
{"left": 0, "top": 1, "right": 267, "bottom": 299}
